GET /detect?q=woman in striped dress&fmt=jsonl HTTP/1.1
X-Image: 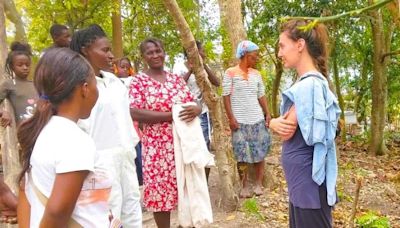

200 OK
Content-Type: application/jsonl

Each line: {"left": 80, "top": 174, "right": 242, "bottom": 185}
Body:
{"left": 222, "top": 40, "right": 272, "bottom": 198}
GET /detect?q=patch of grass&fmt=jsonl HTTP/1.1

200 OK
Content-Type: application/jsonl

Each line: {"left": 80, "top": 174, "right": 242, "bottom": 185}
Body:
{"left": 337, "top": 190, "right": 353, "bottom": 203}
{"left": 241, "top": 197, "right": 265, "bottom": 221}
{"left": 355, "top": 211, "right": 391, "bottom": 228}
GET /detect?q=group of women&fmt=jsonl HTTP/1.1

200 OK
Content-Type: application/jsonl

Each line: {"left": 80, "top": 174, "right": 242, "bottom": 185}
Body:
{"left": 0, "top": 19, "right": 339, "bottom": 228}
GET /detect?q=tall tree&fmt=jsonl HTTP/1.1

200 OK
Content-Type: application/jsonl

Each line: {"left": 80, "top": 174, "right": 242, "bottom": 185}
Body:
{"left": 217, "top": 0, "right": 247, "bottom": 65}
{"left": 368, "top": 1, "right": 393, "bottom": 155}
{"left": 1, "top": 1, "right": 7, "bottom": 68}
{"left": 162, "top": 0, "right": 238, "bottom": 211}
{"left": 4, "top": 0, "right": 26, "bottom": 41}
{"left": 1, "top": 0, "right": 21, "bottom": 198}
{"left": 112, "top": 0, "right": 123, "bottom": 58}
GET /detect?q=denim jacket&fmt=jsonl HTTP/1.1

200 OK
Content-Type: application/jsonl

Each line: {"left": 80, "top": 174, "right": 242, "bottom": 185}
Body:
{"left": 280, "top": 71, "right": 341, "bottom": 206}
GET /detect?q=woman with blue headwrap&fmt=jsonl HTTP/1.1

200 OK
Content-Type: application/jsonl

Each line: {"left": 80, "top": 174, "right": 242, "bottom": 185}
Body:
{"left": 222, "top": 40, "right": 272, "bottom": 198}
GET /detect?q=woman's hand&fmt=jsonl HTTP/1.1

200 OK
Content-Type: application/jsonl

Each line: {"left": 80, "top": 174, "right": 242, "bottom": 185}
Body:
{"left": 0, "top": 111, "right": 11, "bottom": 128}
{"left": 179, "top": 104, "right": 201, "bottom": 123}
{"left": 269, "top": 112, "right": 297, "bottom": 139}
{"left": 265, "top": 114, "right": 271, "bottom": 128}
{"left": 229, "top": 117, "right": 239, "bottom": 131}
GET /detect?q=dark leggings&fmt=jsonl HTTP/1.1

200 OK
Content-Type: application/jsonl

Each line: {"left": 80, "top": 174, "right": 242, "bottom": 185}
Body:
{"left": 289, "top": 185, "right": 332, "bottom": 228}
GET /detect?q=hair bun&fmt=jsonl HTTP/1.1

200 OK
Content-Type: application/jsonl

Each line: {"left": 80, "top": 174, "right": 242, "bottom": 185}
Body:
{"left": 10, "top": 41, "right": 32, "bottom": 55}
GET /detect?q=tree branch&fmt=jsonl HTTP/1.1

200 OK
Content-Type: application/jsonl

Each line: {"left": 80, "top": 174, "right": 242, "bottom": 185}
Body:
{"left": 382, "top": 49, "right": 400, "bottom": 59}
{"left": 281, "top": 0, "right": 394, "bottom": 24}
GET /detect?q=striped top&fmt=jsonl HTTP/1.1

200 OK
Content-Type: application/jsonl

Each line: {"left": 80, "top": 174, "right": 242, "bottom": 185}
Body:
{"left": 222, "top": 66, "right": 265, "bottom": 125}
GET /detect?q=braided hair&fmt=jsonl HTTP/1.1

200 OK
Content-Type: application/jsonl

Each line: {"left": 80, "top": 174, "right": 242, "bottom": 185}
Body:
{"left": 70, "top": 24, "right": 107, "bottom": 55}
{"left": 4, "top": 41, "right": 32, "bottom": 79}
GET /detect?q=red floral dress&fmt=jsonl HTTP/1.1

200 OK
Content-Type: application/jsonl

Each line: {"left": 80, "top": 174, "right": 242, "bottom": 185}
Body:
{"left": 129, "top": 71, "right": 194, "bottom": 212}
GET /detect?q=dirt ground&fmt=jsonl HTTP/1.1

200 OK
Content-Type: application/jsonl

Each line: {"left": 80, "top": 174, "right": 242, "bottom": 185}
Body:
{"left": 143, "top": 137, "right": 400, "bottom": 228}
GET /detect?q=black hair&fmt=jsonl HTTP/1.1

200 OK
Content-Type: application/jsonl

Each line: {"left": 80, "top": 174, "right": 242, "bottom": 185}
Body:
{"left": 139, "top": 38, "right": 164, "bottom": 55}
{"left": 183, "top": 40, "right": 202, "bottom": 58}
{"left": 17, "top": 48, "right": 93, "bottom": 182}
{"left": 70, "top": 24, "right": 107, "bottom": 55}
{"left": 114, "top": 56, "right": 132, "bottom": 66}
{"left": 50, "top": 24, "right": 69, "bottom": 39}
{"left": 5, "top": 41, "right": 32, "bottom": 78}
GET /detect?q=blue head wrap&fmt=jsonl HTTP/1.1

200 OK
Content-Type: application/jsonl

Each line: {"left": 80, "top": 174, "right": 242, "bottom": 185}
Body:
{"left": 235, "top": 40, "right": 259, "bottom": 59}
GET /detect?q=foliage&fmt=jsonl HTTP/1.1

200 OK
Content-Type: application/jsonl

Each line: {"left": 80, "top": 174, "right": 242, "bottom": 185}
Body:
{"left": 18, "top": 0, "right": 113, "bottom": 54}
{"left": 355, "top": 211, "right": 391, "bottom": 228}
{"left": 241, "top": 197, "right": 265, "bottom": 221}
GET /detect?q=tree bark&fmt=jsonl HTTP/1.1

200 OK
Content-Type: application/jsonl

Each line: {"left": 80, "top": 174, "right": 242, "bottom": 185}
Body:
{"left": 4, "top": 0, "right": 26, "bottom": 42}
{"left": 112, "top": 0, "right": 123, "bottom": 59}
{"left": 271, "top": 42, "right": 283, "bottom": 118}
{"left": 1, "top": 4, "right": 21, "bottom": 224}
{"left": 332, "top": 51, "right": 346, "bottom": 141}
{"left": 163, "top": 0, "right": 239, "bottom": 211}
{"left": 217, "top": 0, "right": 247, "bottom": 66}
{"left": 369, "top": 1, "right": 390, "bottom": 155}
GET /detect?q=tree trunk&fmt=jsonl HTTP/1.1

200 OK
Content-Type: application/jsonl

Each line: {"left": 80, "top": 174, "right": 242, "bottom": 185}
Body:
{"left": 332, "top": 53, "right": 346, "bottom": 141}
{"left": 217, "top": 0, "right": 247, "bottom": 66}
{"left": 1, "top": 6, "right": 20, "bottom": 228}
{"left": 112, "top": 0, "right": 123, "bottom": 59}
{"left": 369, "top": 3, "right": 390, "bottom": 155}
{"left": 271, "top": 42, "right": 283, "bottom": 118}
{"left": 4, "top": 0, "right": 26, "bottom": 42}
{"left": 354, "top": 57, "right": 369, "bottom": 123}
{"left": 162, "top": 0, "right": 239, "bottom": 211}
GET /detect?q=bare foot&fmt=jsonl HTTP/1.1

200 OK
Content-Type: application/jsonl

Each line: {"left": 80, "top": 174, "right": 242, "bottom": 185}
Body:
{"left": 253, "top": 185, "right": 263, "bottom": 196}
{"left": 239, "top": 187, "right": 252, "bottom": 198}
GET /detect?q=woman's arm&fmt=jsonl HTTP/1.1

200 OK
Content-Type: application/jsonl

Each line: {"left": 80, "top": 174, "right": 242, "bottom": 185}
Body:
{"left": 204, "top": 64, "right": 220, "bottom": 87}
{"left": 17, "top": 181, "right": 30, "bottom": 228}
{"left": 39, "top": 171, "right": 88, "bottom": 228}
{"left": 223, "top": 95, "right": 239, "bottom": 131}
{"left": 257, "top": 95, "right": 271, "bottom": 127}
{"left": 131, "top": 108, "right": 173, "bottom": 124}
{"left": 269, "top": 106, "right": 297, "bottom": 140}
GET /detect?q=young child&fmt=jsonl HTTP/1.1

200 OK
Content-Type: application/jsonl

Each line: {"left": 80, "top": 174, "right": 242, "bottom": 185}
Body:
{"left": 0, "top": 42, "right": 38, "bottom": 126}
{"left": 70, "top": 24, "right": 142, "bottom": 227}
{"left": 113, "top": 57, "right": 135, "bottom": 87}
{"left": 17, "top": 48, "right": 112, "bottom": 227}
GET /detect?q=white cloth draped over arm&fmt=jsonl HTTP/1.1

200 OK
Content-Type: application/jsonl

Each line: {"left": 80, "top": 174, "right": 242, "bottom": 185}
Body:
{"left": 172, "top": 102, "right": 214, "bottom": 227}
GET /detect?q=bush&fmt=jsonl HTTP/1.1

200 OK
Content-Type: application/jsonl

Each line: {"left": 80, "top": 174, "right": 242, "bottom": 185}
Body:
{"left": 355, "top": 211, "right": 390, "bottom": 228}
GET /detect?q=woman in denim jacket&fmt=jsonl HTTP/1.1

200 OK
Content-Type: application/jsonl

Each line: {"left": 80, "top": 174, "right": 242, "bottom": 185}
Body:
{"left": 270, "top": 20, "right": 341, "bottom": 228}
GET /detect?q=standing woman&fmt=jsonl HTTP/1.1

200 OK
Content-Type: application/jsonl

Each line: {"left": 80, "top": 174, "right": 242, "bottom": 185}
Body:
{"left": 222, "top": 40, "right": 271, "bottom": 198}
{"left": 270, "top": 20, "right": 341, "bottom": 227}
{"left": 70, "top": 24, "right": 141, "bottom": 227}
{"left": 17, "top": 48, "right": 111, "bottom": 227}
{"left": 129, "top": 38, "right": 201, "bottom": 228}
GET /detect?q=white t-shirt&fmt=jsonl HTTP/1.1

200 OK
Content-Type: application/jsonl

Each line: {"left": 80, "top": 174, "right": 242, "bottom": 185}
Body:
{"left": 120, "top": 76, "right": 133, "bottom": 89}
{"left": 26, "top": 116, "right": 112, "bottom": 228}
{"left": 79, "top": 71, "right": 139, "bottom": 152}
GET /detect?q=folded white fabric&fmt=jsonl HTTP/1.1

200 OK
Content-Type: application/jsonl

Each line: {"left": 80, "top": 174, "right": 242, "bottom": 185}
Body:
{"left": 172, "top": 102, "right": 214, "bottom": 227}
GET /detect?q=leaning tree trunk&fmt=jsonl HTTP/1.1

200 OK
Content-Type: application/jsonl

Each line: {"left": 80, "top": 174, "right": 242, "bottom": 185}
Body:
{"left": 369, "top": 2, "right": 392, "bottom": 155}
{"left": 4, "top": 0, "right": 26, "bottom": 42}
{"left": 112, "top": 0, "right": 123, "bottom": 59}
{"left": 163, "top": 0, "right": 238, "bottom": 211}
{"left": 217, "top": 0, "right": 247, "bottom": 66}
{"left": 0, "top": 4, "right": 20, "bottom": 228}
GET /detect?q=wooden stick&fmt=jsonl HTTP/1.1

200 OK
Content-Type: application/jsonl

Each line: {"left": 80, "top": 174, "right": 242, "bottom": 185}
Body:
{"left": 349, "top": 177, "right": 363, "bottom": 228}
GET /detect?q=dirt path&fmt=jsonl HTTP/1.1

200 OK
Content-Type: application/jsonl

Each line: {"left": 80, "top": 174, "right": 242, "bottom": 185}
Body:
{"left": 143, "top": 138, "right": 400, "bottom": 227}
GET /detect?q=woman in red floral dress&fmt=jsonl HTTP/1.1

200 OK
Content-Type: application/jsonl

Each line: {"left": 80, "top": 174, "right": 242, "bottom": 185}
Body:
{"left": 129, "top": 38, "right": 201, "bottom": 228}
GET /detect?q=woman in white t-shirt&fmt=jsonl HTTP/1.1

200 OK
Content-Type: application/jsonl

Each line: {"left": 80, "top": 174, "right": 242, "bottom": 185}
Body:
{"left": 17, "top": 48, "right": 112, "bottom": 227}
